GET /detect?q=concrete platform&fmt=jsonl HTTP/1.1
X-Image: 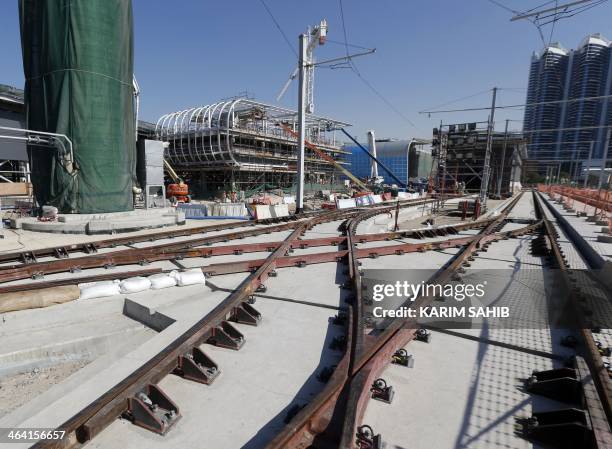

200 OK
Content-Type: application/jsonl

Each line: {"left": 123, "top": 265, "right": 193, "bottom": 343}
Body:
{"left": 363, "top": 330, "right": 560, "bottom": 449}
{"left": 11, "top": 208, "right": 186, "bottom": 235}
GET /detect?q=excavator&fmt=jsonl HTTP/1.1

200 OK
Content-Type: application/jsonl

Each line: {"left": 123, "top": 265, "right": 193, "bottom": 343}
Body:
{"left": 163, "top": 159, "right": 190, "bottom": 203}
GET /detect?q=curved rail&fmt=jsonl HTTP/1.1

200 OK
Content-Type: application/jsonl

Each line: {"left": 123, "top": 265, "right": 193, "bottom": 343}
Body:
{"left": 267, "top": 192, "right": 529, "bottom": 448}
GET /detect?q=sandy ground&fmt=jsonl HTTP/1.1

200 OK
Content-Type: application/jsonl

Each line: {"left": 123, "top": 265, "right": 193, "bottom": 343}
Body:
{"left": 0, "top": 360, "right": 89, "bottom": 419}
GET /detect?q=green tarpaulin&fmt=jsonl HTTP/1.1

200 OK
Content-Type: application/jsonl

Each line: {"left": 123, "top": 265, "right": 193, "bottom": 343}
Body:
{"left": 19, "top": 0, "right": 135, "bottom": 213}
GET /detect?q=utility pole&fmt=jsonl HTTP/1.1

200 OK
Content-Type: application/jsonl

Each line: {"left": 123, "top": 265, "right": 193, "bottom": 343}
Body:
{"left": 597, "top": 128, "right": 611, "bottom": 189}
{"left": 584, "top": 140, "right": 594, "bottom": 188}
{"left": 480, "top": 87, "right": 497, "bottom": 207}
{"left": 296, "top": 33, "right": 307, "bottom": 213}
{"left": 496, "top": 119, "right": 509, "bottom": 198}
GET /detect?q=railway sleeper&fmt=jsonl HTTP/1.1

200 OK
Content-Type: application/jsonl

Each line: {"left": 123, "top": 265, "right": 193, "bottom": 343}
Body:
{"left": 174, "top": 347, "right": 220, "bottom": 385}
{"left": 124, "top": 384, "right": 180, "bottom": 435}
{"left": 230, "top": 302, "right": 262, "bottom": 326}
{"left": 206, "top": 321, "right": 245, "bottom": 350}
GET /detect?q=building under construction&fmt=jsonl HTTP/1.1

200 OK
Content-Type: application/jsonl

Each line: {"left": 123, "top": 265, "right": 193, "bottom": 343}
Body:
{"left": 155, "top": 99, "right": 350, "bottom": 198}
{"left": 434, "top": 122, "right": 526, "bottom": 197}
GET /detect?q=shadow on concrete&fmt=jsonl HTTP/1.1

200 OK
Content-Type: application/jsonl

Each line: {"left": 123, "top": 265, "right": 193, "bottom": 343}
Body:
{"left": 240, "top": 258, "right": 351, "bottom": 449}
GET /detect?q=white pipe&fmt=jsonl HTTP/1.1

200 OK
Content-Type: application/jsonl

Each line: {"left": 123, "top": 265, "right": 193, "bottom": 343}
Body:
{"left": 0, "top": 126, "right": 74, "bottom": 164}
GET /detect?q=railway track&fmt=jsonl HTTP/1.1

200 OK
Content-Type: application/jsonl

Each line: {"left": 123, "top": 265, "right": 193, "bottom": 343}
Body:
{"left": 0, "top": 200, "right": 442, "bottom": 286}
{"left": 267, "top": 190, "right": 612, "bottom": 449}
{"left": 21, "top": 197, "right": 442, "bottom": 449}
{"left": 265, "top": 191, "right": 529, "bottom": 448}
{"left": 9, "top": 191, "right": 608, "bottom": 449}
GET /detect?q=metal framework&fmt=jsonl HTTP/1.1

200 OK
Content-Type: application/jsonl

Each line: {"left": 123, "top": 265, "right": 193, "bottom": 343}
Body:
{"left": 434, "top": 122, "right": 526, "bottom": 197}
{"left": 155, "top": 99, "right": 350, "bottom": 194}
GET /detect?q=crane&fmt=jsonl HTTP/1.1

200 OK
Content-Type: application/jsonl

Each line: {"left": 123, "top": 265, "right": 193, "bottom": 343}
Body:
{"left": 276, "top": 19, "right": 327, "bottom": 114}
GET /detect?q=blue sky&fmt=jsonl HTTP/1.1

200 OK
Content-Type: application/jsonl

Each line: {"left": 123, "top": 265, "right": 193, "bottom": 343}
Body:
{"left": 1, "top": 0, "right": 610, "bottom": 140}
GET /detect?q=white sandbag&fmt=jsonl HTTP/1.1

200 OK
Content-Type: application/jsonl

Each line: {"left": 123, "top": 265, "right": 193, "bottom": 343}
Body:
{"left": 171, "top": 268, "right": 206, "bottom": 286}
{"left": 79, "top": 280, "right": 121, "bottom": 300}
{"left": 119, "top": 277, "right": 152, "bottom": 294}
{"left": 148, "top": 273, "right": 177, "bottom": 290}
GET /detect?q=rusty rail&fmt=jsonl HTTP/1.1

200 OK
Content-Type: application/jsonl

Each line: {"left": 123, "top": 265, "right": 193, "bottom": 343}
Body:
{"left": 533, "top": 190, "right": 612, "bottom": 448}
{"left": 26, "top": 198, "right": 441, "bottom": 448}
{"left": 266, "top": 192, "right": 527, "bottom": 448}
{"left": 28, "top": 207, "right": 352, "bottom": 449}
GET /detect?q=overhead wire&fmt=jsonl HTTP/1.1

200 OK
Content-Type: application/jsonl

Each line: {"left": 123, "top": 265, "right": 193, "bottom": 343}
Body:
{"left": 258, "top": 0, "right": 298, "bottom": 58}
{"left": 420, "top": 93, "right": 612, "bottom": 114}
{"left": 337, "top": 0, "right": 417, "bottom": 128}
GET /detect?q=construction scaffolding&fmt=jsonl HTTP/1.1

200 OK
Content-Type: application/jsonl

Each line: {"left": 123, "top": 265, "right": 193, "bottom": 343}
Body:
{"left": 433, "top": 122, "right": 527, "bottom": 198}
{"left": 155, "top": 98, "right": 350, "bottom": 197}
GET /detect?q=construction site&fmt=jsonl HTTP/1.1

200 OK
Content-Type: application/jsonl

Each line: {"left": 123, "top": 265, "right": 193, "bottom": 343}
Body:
{"left": 0, "top": 1, "right": 611, "bottom": 449}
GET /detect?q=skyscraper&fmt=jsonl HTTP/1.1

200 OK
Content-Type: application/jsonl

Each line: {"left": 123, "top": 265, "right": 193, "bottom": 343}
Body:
{"left": 523, "top": 34, "right": 612, "bottom": 169}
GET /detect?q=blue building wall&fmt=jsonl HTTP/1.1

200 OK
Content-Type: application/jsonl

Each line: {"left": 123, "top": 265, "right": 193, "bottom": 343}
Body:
{"left": 345, "top": 144, "right": 408, "bottom": 185}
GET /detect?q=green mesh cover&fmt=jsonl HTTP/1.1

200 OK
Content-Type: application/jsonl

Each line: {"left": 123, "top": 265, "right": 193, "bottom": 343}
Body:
{"left": 19, "top": 0, "right": 135, "bottom": 213}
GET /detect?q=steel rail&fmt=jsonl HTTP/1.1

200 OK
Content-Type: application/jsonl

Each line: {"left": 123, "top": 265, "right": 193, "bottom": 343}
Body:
{"left": 0, "top": 216, "right": 494, "bottom": 288}
{"left": 337, "top": 191, "right": 526, "bottom": 449}
{"left": 1, "top": 220, "right": 543, "bottom": 298}
{"left": 266, "top": 192, "right": 526, "bottom": 448}
{"left": 0, "top": 198, "right": 440, "bottom": 267}
{"left": 28, "top": 208, "right": 347, "bottom": 449}
{"left": 0, "top": 200, "right": 440, "bottom": 284}
{"left": 25, "top": 200, "right": 435, "bottom": 448}
{"left": 0, "top": 207, "right": 360, "bottom": 265}
{"left": 0, "top": 213, "right": 356, "bottom": 283}
{"left": 533, "top": 190, "right": 612, "bottom": 447}
{"left": 0, "top": 218, "right": 264, "bottom": 265}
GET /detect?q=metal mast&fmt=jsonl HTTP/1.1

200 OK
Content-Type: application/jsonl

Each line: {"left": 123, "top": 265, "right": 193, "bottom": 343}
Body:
{"left": 480, "top": 87, "right": 497, "bottom": 208}
{"left": 295, "top": 20, "right": 327, "bottom": 212}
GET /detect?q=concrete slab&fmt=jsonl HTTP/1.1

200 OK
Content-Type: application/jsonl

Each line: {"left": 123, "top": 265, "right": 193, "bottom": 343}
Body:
{"left": 363, "top": 330, "right": 562, "bottom": 449}
{"left": 542, "top": 195, "right": 611, "bottom": 264}
{"left": 0, "top": 218, "right": 240, "bottom": 256}
{"left": 87, "top": 292, "right": 345, "bottom": 449}
{"left": 0, "top": 274, "right": 246, "bottom": 440}
{"left": 16, "top": 209, "right": 186, "bottom": 235}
